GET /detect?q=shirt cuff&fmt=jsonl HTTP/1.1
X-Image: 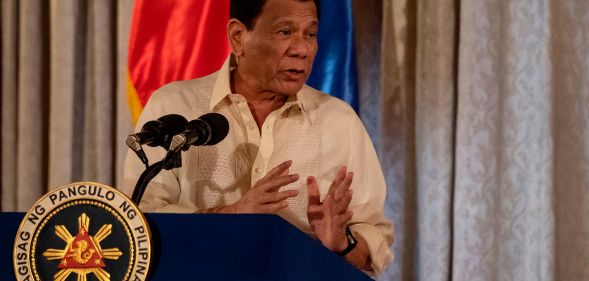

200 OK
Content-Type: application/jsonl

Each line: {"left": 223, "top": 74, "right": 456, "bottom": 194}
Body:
{"left": 349, "top": 223, "right": 394, "bottom": 274}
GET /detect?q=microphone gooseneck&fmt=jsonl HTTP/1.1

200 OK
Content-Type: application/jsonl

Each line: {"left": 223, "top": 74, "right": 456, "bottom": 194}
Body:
{"left": 131, "top": 113, "right": 229, "bottom": 205}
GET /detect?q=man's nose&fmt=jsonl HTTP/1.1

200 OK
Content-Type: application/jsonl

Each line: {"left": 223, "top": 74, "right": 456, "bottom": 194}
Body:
{"left": 287, "top": 36, "right": 314, "bottom": 59}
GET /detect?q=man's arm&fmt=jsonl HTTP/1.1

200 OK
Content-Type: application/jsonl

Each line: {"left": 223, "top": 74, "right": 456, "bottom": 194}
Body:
{"left": 344, "top": 233, "right": 372, "bottom": 270}
{"left": 307, "top": 102, "right": 394, "bottom": 274}
{"left": 307, "top": 166, "right": 372, "bottom": 271}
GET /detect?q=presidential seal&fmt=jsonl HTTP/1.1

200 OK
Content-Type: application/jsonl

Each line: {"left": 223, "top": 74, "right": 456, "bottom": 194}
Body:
{"left": 13, "top": 182, "right": 151, "bottom": 281}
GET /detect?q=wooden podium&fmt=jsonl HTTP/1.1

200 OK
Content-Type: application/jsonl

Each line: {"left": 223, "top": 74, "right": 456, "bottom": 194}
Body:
{"left": 1, "top": 212, "right": 371, "bottom": 281}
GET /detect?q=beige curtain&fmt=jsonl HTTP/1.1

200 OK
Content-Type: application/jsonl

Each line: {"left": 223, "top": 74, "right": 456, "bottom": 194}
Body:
{"left": 380, "top": 0, "right": 589, "bottom": 280}
{"left": 1, "top": 0, "right": 134, "bottom": 211}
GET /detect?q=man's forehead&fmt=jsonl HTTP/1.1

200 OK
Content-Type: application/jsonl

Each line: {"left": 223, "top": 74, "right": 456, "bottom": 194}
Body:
{"left": 261, "top": 0, "right": 318, "bottom": 22}
{"left": 270, "top": 17, "right": 319, "bottom": 27}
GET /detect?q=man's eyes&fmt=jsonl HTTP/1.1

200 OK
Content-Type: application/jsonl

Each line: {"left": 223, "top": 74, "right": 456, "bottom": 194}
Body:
{"left": 306, "top": 32, "right": 318, "bottom": 38}
{"left": 278, "top": 29, "right": 292, "bottom": 36}
{"left": 276, "top": 30, "right": 318, "bottom": 39}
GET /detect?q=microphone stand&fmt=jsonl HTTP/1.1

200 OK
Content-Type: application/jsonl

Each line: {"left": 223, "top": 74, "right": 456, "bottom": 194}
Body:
{"left": 131, "top": 149, "right": 183, "bottom": 205}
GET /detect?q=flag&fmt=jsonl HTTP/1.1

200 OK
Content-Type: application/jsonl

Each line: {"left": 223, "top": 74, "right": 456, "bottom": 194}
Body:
{"left": 127, "top": 0, "right": 230, "bottom": 123}
{"left": 127, "top": 0, "right": 359, "bottom": 123}
{"left": 307, "top": 0, "right": 359, "bottom": 112}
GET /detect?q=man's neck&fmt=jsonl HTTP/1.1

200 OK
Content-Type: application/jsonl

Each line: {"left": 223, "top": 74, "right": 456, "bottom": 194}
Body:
{"left": 231, "top": 69, "right": 289, "bottom": 130}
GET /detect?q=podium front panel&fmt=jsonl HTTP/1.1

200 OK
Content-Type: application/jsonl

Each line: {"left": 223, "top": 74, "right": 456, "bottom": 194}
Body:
{"left": 1, "top": 212, "right": 371, "bottom": 281}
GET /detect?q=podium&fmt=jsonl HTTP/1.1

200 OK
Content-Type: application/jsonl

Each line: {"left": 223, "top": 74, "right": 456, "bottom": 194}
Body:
{"left": 1, "top": 212, "right": 371, "bottom": 281}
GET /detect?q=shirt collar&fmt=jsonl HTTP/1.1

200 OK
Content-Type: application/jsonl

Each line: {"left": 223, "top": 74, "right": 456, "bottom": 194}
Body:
{"left": 209, "top": 54, "right": 309, "bottom": 114}
{"left": 209, "top": 55, "right": 235, "bottom": 111}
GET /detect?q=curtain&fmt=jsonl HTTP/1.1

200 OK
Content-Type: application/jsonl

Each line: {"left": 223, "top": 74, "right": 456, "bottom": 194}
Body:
{"left": 379, "top": 0, "right": 589, "bottom": 280}
{"left": 1, "top": 0, "right": 134, "bottom": 211}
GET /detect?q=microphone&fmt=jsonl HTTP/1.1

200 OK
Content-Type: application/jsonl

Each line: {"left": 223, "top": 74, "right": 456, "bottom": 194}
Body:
{"left": 126, "top": 114, "right": 188, "bottom": 165}
{"left": 168, "top": 113, "right": 229, "bottom": 153}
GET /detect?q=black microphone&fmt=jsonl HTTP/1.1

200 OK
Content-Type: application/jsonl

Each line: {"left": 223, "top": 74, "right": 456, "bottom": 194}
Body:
{"left": 127, "top": 114, "right": 188, "bottom": 149}
{"left": 126, "top": 114, "right": 188, "bottom": 166}
{"left": 168, "top": 113, "right": 229, "bottom": 153}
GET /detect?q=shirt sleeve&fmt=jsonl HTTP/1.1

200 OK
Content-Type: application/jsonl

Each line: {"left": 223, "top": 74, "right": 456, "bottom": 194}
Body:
{"left": 121, "top": 85, "right": 197, "bottom": 214}
{"left": 345, "top": 111, "right": 395, "bottom": 274}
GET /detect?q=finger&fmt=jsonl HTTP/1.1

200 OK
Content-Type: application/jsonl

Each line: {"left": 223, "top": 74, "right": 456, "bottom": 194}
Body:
{"left": 306, "top": 204, "right": 323, "bottom": 214}
{"left": 307, "top": 204, "right": 325, "bottom": 220}
{"left": 280, "top": 167, "right": 290, "bottom": 176}
{"left": 255, "top": 160, "right": 293, "bottom": 186}
{"left": 259, "top": 174, "right": 299, "bottom": 192}
{"left": 328, "top": 166, "right": 347, "bottom": 196}
{"left": 335, "top": 190, "right": 353, "bottom": 214}
{"left": 307, "top": 176, "right": 321, "bottom": 206}
{"left": 335, "top": 211, "right": 354, "bottom": 227}
{"left": 263, "top": 189, "right": 299, "bottom": 204}
{"left": 343, "top": 171, "right": 353, "bottom": 189}
{"left": 259, "top": 201, "right": 290, "bottom": 213}
{"left": 334, "top": 172, "right": 354, "bottom": 202}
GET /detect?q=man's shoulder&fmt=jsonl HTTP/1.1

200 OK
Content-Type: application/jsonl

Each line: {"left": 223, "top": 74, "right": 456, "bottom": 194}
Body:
{"left": 139, "top": 72, "right": 221, "bottom": 125}
{"left": 301, "top": 85, "right": 357, "bottom": 117}
{"left": 145, "top": 72, "right": 220, "bottom": 114}
{"left": 152, "top": 72, "right": 218, "bottom": 101}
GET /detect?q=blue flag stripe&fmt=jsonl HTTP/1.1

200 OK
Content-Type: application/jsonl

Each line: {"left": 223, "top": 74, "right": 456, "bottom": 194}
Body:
{"left": 307, "top": 0, "right": 359, "bottom": 112}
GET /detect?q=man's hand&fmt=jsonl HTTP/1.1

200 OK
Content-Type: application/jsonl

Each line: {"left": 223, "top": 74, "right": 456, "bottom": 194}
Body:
{"left": 306, "top": 166, "right": 354, "bottom": 252}
{"left": 221, "top": 160, "right": 300, "bottom": 214}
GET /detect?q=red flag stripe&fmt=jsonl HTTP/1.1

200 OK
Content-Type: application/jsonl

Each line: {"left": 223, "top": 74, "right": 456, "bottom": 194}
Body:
{"left": 128, "top": 0, "right": 230, "bottom": 114}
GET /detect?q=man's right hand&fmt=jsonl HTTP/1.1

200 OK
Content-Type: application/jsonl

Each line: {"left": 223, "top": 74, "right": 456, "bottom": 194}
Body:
{"left": 220, "top": 160, "right": 299, "bottom": 214}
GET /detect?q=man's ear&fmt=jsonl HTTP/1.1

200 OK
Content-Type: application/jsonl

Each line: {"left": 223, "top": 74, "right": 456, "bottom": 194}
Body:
{"left": 227, "top": 19, "right": 246, "bottom": 57}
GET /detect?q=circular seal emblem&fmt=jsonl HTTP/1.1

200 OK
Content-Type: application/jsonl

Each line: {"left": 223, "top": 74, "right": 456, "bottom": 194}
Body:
{"left": 13, "top": 182, "right": 151, "bottom": 281}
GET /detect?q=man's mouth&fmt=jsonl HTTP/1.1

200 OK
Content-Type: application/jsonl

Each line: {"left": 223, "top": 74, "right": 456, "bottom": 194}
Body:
{"left": 284, "top": 69, "right": 306, "bottom": 80}
{"left": 287, "top": 69, "right": 305, "bottom": 74}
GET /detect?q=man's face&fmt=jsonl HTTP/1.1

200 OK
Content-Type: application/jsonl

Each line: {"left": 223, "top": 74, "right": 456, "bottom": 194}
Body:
{"left": 235, "top": 0, "right": 318, "bottom": 96}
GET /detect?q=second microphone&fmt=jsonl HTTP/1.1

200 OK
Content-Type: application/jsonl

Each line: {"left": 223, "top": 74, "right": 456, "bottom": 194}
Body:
{"left": 169, "top": 113, "right": 230, "bottom": 153}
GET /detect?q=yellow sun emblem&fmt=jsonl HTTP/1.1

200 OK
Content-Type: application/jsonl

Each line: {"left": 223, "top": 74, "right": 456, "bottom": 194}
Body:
{"left": 42, "top": 213, "right": 123, "bottom": 281}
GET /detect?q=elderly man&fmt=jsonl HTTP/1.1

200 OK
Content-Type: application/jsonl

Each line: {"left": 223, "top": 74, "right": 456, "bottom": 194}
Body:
{"left": 123, "top": 0, "right": 393, "bottom": 274}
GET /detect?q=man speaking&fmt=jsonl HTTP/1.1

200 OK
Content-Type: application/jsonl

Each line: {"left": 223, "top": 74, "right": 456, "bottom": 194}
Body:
{"left": 123, "top": 0, "right": 394, "bottom": 274}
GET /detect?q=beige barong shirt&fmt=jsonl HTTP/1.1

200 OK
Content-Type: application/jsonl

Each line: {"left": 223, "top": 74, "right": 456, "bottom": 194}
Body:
{"left": 122, "top": 56, "right": 394, "bottom": 273}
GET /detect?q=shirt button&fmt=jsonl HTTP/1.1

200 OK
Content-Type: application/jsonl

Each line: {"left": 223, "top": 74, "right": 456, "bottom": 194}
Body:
{"left": 248, "top": 124, "right": 255, "bottom": 130}
{"left": 254, "top": 167, "right": 262, "bottom": 173}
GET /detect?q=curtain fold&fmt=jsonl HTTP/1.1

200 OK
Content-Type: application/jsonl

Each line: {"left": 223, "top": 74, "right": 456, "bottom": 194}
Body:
{"left": 379, "top": 0, "right": 418, "bottom": 279}
{"left": 116, "top": 0, "right": 135, "bottom": 195}
{"left": 352, "top": 0, "right": 382, "bottom": 146}
{"left": 455, "top": 0, "right": 554, "bottom": 279}
{"left": 413, "top": 1, "right": 457, "bottom": 281}
{"left": 49, "top": 0, "right": 83, "bottom": 188}
{"left": 1, "top": 0, "right": 19, "bottom": 210}
{"left": 549, "top": 2, "right": 589, "bottom": 280}
{"left": 17, "top": 0, "right": 50, "bottom": 209}
{"left": 81, "top": 0, "right": 116, "bottom": 185}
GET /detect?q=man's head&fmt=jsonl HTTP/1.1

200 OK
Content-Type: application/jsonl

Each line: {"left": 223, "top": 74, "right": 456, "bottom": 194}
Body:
{"left": 230, "top": 0, "right": 320, "bottom": 30}
{"left": 228, "top": 0, "right": 320, "bottom": 96}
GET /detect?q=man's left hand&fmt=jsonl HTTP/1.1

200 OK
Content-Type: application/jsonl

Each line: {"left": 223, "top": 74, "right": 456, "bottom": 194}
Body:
{"left": 306, "top": 166, "right": 354, "bottom": 252}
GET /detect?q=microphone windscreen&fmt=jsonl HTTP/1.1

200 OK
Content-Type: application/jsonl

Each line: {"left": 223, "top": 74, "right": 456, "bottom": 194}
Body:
{"left": 158, "top": 114, "right": 188, "bottom": 135}
{"left": 156, "top": 114, "right": 188, "bottom": 148}
{"left": 141, "top": 120, "right": 163, "bottom": 135}
{"left": 199, "top": 113, "right": 229, "bottom": 145}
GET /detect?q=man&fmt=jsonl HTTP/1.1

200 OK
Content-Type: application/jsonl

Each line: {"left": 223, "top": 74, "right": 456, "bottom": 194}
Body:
{"left": 123, "top": 0, "right": 393, "bottom": 274}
